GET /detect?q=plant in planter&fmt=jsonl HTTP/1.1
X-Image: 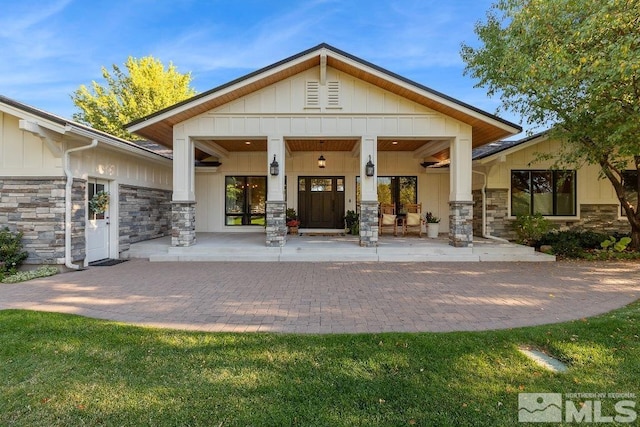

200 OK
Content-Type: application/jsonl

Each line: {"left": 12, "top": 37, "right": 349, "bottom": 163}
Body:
{"left": 344, "top": 210, "right": 359, "bottom": 235}
{"left": 424, "top": 212, "right": 440, "bottom": 238}
{"left": 286, "top": 208, "right": 299, "bottom": 235}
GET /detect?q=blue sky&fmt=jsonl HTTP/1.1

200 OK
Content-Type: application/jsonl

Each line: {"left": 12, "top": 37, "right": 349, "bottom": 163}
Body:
{"left": 0, "top": 0, "right": 524, "bottom": 135}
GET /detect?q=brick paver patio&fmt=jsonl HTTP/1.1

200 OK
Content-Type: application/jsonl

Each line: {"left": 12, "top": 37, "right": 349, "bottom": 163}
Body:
{"left": 1, "top": 259, "right": 638, "bottom": 333}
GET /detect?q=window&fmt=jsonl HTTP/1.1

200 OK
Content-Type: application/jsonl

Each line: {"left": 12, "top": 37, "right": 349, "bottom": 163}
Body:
{"left": 88, "top": 181, "right": 106, "bottom": 220}
{"left": 622, "top": 170, "right": 639, "bottom": 216}
{"left": 356, "top": 176, "right": 417, "bottom": 213}
{"left": 511, "top": 170, "right": 576, "bottom": 216}
{"left": 225, "top": 176, "right": 267, "bottom": 226}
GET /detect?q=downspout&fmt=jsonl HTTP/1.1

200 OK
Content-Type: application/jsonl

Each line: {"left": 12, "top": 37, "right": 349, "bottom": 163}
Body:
{"left": 472, "top": 170, "right": 510, "bottom": 243}
{"left": 63, "top": 139, "right": 98, "bottom": 269}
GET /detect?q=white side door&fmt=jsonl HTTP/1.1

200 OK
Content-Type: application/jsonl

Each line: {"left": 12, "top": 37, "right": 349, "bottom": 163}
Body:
{"left": 86, "top": 180, "right": 110, "bottom": 262}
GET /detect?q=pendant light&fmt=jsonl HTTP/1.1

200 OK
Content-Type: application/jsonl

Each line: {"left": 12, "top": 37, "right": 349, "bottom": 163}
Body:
{"left": 317, "top": 141, "right": 326, "bottom": 168}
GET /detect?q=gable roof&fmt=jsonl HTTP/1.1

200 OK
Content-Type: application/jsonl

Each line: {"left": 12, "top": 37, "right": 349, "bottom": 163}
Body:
{"left": 0, "top": 95, "right": 172, "bottom": 161}
{"left": 127, "top": 43, "right": 521, "bottom": 148}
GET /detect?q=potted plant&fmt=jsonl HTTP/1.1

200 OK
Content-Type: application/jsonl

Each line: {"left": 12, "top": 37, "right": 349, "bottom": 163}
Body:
{"left": 425, "top": 212, "right": 440, "bottom": 238}
{"left": 344, "top": 210, "right": 359, "bottom": 235}
{"left": 286, "top": 208, "right": 299, "bottom": 235}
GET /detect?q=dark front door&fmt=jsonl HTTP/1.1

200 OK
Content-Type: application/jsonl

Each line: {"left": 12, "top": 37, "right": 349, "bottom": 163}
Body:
{"left": 298, "top": 177, "right": 345, "bottom": 228}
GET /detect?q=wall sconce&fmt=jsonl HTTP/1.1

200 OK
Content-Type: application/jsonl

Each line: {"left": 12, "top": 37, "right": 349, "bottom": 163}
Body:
{"left": 270, "top": 155, "right": 279, "bottom": 176}
{"left": 365, "top": 155, "right": 375, "bottom": 177}
{"left": 420, "top": 161, "right": 437, "bottom": 168}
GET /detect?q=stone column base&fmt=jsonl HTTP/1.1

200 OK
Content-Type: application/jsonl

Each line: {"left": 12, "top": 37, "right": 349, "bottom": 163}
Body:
{"left": 359, "top": 200, "right": 379, "bottom": 247}
{"left": 449, "top": 201, "right": 473, "bottom": 247}
{"left": 171, "top": 201, "right": 196, "bottom": 247}
{"left": 266, "top": 201, "right": 287, "bottom": 247}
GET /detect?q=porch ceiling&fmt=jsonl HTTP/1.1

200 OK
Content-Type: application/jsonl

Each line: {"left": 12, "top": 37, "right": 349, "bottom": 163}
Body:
{"left": 194, "top": 138, "right": 445, "bottom": 158}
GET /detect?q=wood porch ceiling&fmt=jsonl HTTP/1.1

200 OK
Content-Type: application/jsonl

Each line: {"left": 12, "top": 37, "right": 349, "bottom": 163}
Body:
{"left": 195, "top": 138, "right": 445, "bottom": 158}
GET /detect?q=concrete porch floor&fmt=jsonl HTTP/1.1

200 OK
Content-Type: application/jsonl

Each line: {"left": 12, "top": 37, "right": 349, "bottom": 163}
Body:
{"left": 126, "top": 233, "right": 556, "bottom": 262}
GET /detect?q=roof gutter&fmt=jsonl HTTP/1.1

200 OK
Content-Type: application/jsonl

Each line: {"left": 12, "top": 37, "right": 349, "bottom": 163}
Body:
{"left": 63, "top": 139, "right": 98, "bottom": 270}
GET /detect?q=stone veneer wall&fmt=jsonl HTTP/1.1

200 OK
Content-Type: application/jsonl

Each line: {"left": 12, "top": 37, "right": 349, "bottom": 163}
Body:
{"left": 118, "top": 185, "right": 172, "bottom": 253}
{"left": 472, "top": 189, "right": 515, "bottom": 240}
{"left": 474, "top": 188, "right": 631, "bottom": 240}
{"left": 0, "top": 177, "right": 85, "bottom": 265}
{"left": 171, "top": 202, "right": 197, "bottom": 247}
{"left": 359, "top": 201, "right": 379, "bottom": 247}
{"left": 575, "top": 204, "right": 630, "bottom": 234}
{"left": 265, "top": 201, "right": 287, "bottom": 247}
{"left": 449, "top": 201, "right": 474, "bottom": 247}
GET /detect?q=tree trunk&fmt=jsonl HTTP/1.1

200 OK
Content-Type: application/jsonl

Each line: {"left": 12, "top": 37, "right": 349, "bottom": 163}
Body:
{"left": 632, "top": 227, "right": 640, "bottom": 250}
{"left": 599, "top": 157, "right": 640, "bottom": 249}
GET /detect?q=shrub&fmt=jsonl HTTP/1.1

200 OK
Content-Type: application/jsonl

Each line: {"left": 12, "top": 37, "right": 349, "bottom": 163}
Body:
{"left": 285, "top": 208, "right": 297, "bottom": 221}
{"left": 0, "top": 227, "right": 29, "bottom": 275}
{"left": 539, "top": 229, "right": 620, "bottom": 258}
{"left": 512, "top": 214, "right": 552, "bottom": 246}
{"left": 1, "top": 266, "right": 58, "bottom": 283}
{"left": 601, "top": 236, "right": 632, "bottom": 252}
{"left": 344, "top": 210, "right": 359, "bottom": 235}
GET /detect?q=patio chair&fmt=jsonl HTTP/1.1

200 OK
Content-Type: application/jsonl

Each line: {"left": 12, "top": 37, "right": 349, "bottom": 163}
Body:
{"left": 403, "top": 203, "right": 423, "bottom": 237}
{"left": 379, "top": 203, "right": 398, "bottom": 236}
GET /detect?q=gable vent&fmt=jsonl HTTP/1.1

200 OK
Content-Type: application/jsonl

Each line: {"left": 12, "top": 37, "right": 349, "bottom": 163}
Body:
{"left": 327, "top": 81, "right": 340, "bottom": 107}
{"left": 306, "top": 80, "right": 320, "bottom": 107}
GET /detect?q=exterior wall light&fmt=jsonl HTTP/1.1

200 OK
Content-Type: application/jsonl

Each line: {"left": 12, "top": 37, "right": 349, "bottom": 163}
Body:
{"left": 270, "top": 155, "right": 279, "bottom": 176}
{"left": 317, "top": 154, "right": 326, "bottom": 168}
{"left": 365, "top": 155, "right": 375, "bottom": 177}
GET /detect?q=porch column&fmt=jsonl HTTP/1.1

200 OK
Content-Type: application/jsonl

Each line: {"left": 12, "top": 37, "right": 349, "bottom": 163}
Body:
{"left": 266, "top": 136, "right": 287, "bottom": 247}
{"left": 449, "top": 136, "right": 473, "bottom": 247}
{"left": 172, "top": 135, "right": 196, "bottom": 247}
{"left": 359, "top": 135, "right": 378, "bottom": 247}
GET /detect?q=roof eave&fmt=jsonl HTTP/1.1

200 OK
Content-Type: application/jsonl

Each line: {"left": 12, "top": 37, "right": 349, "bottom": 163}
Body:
{"left": 126, "top": 43, "right": 522, "bottom": 143}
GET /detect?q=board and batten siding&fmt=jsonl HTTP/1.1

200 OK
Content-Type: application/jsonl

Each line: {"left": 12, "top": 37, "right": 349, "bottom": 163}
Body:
{"left": 484, "top": 138, "right": 620, "bottom": 211}
{"left": 175, "top": 65, "right": 472, "bottom": 142}
{"left": 0, "top": 112, "right": 62, "bottom": 176}
{"left": 195, "top": 151, "right": 450, "bottom": 232}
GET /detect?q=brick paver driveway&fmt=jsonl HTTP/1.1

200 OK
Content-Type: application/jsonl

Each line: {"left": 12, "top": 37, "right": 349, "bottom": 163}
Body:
{"left": 1, "top": 259, "right": 639, "bottom": 333}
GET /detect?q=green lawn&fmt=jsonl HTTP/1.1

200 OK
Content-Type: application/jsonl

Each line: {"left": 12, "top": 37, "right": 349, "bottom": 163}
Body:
{"left": 1, "top": 303, "right": 638, "bottom": 426}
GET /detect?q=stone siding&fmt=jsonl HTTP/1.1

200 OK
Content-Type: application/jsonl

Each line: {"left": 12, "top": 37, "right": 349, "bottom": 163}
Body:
{"left": 171, "top": 202, "right": 197, "bottom": 247}
{"left": 449, "top": 201, "right": 473, "bottom": 247}
{"left": 573, "top": 204, "right": 630, "bottom": 234}
{"left": 265, "top": 201, "right": 287, "bottom": 247}
{"left": 473, "top": 189, "right": 516, "bottom": 240}
{"left": 475, "top": 188, "right": 631, "bottom": 240}
{"left": 119, "top": 185, "right": 172, "bottom": 253}
{"left": 0, "top": 177, "right": 85, "bottom": 265}
{"left": 359, "top": 201, "right": 379, "bottom": 247}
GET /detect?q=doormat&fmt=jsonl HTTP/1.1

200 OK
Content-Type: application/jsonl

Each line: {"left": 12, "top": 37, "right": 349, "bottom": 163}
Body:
{"left": 89, "top": 259, "right": 129, "bottom": 267}
{"left": 298, "top": 228, "right": 346, "bottom": 236}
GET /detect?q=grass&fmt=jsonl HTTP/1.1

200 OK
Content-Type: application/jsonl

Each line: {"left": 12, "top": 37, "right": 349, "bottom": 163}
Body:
{"left": 1, "top": 303, "right": 638, "bottom": 426}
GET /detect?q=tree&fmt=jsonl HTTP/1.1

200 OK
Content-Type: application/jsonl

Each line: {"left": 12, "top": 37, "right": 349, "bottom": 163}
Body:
{"left": 72, "top": 56, "right": 197, "bottom": 140}
{"left": 461, "top": 0, "right": 640, "bottom": 247}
